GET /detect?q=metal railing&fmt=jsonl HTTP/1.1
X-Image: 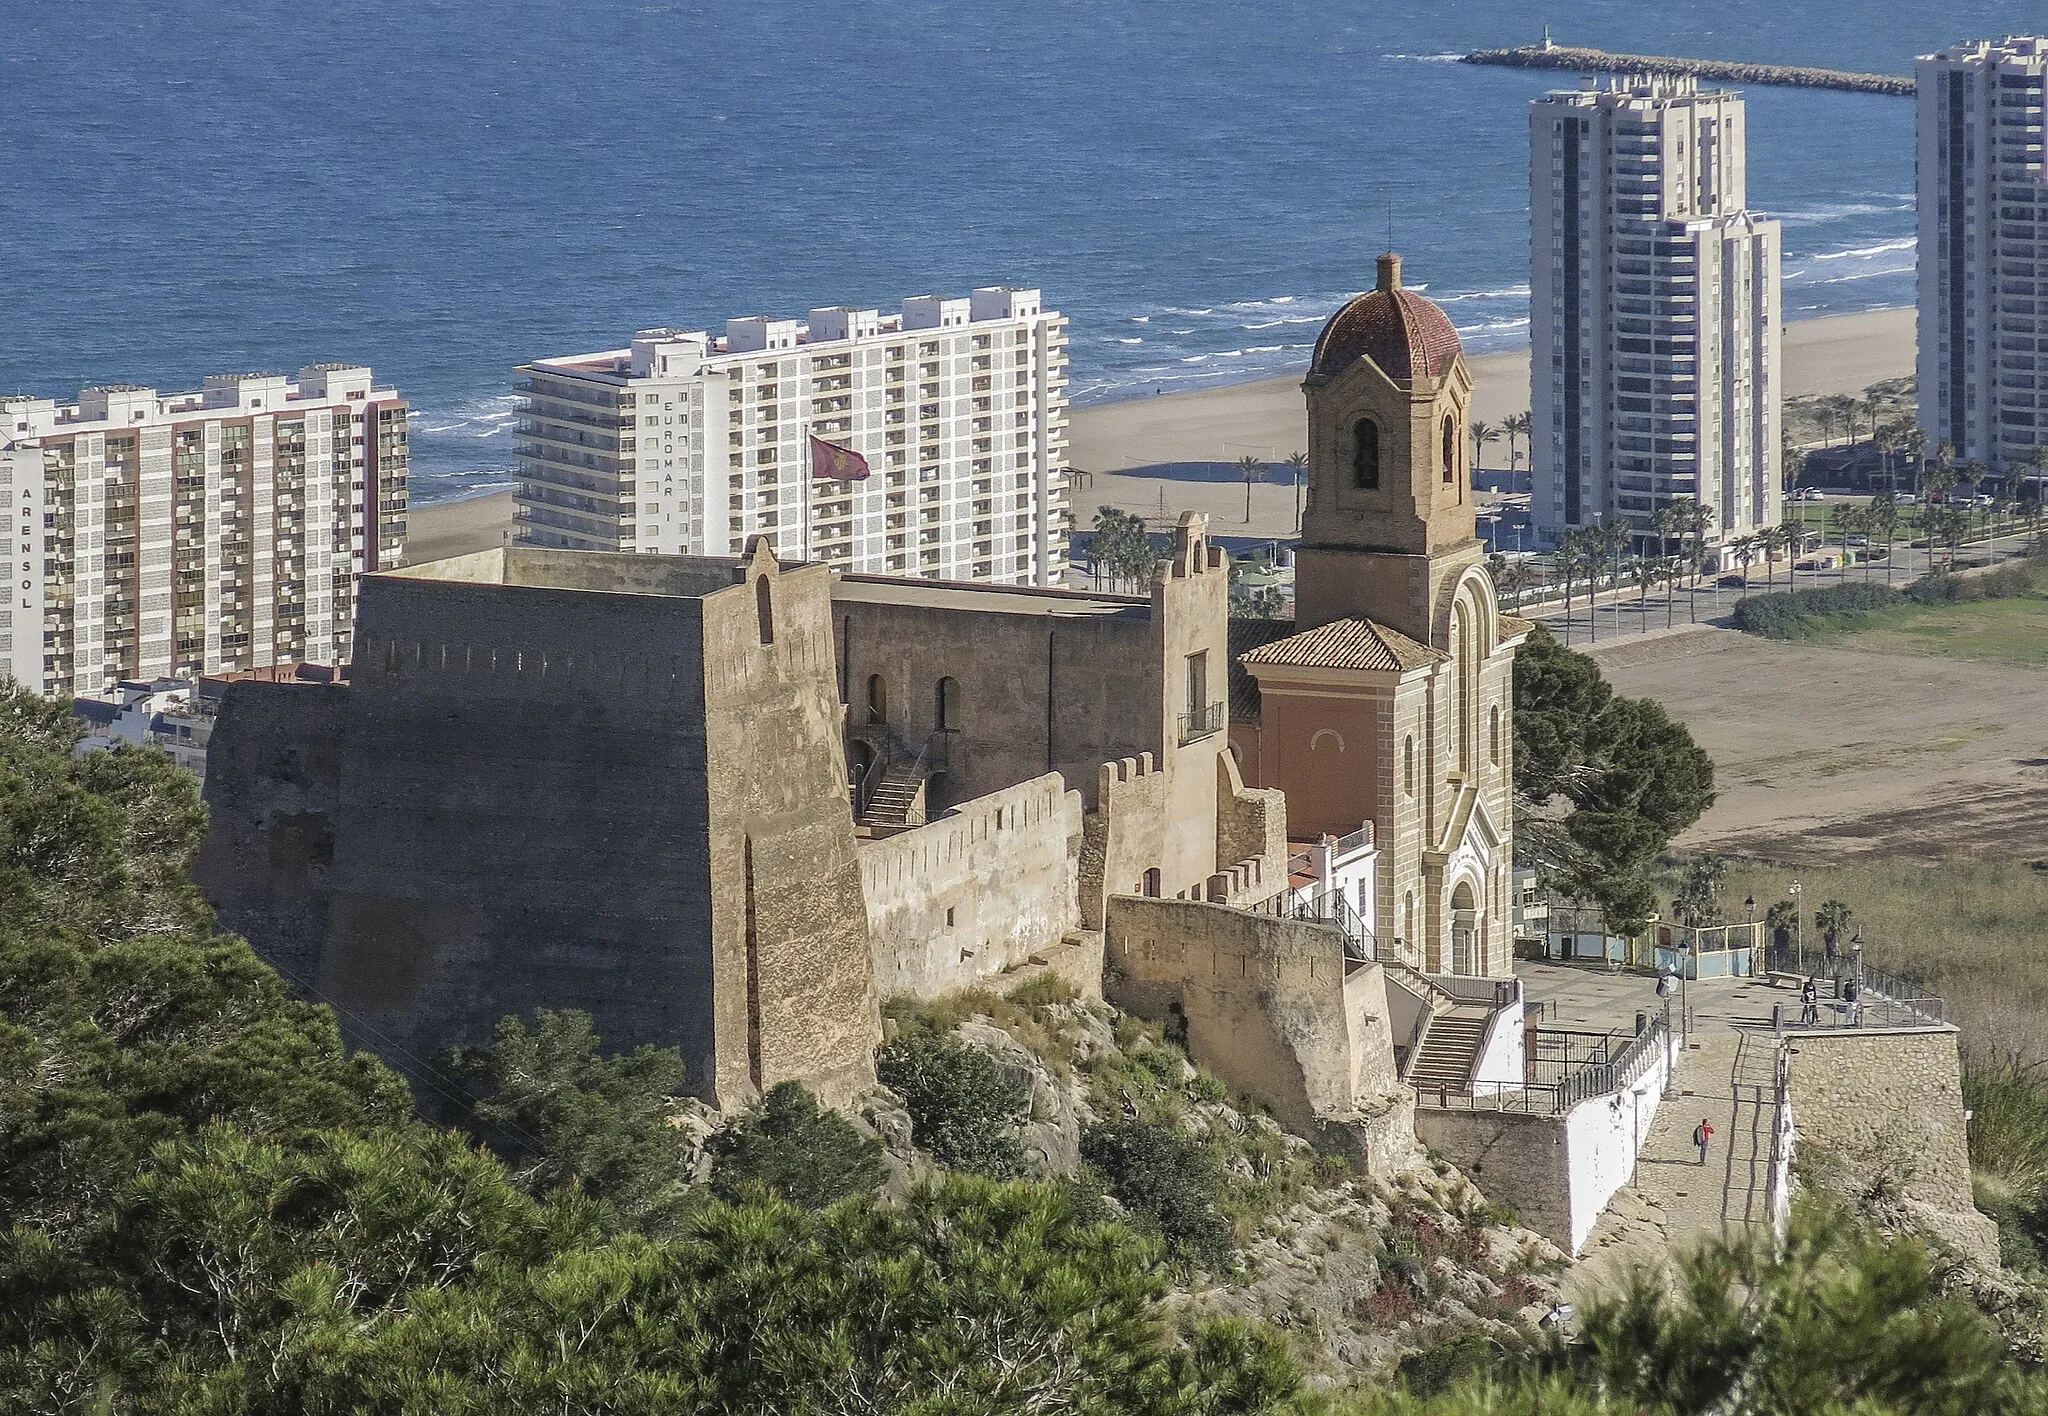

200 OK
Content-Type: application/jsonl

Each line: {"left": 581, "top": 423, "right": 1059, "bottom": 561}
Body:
{"left": 1417, "top": 1004, "right": 1671, "bottom": 1116}
{"left": 1177, "top": 699, "right": 1226, "bottom": 743}
{"left": 1764, "top": 945, "right": 1947, "bottom": 1028}
{"left": 1288, "top": 890, "right": 1377, "bottom": 963}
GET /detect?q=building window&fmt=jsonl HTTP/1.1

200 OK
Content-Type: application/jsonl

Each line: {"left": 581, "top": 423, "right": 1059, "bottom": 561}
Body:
{"left": 1143, "top": 868, "right": 1162, "bottom": 897}
{"left": 1352, "top": 417, "right": 1380, "bottom": 489}
{"left": 867, "top": 673, "right": 887, "bottom": 725}
{"left": 936, "top": 675, "right": 962, "bottom": 731}
{"left": 1403, "top": 735, "right": 1415, "bottom": 795}
{"left": 1490, "top": 704, "right": 1501, "bottom": 765}
{"left": 755, "top": 576, "right": 773, "bottom": 645}
{"left": 1441, "top": 415, "right": 1456, "bottom": 485}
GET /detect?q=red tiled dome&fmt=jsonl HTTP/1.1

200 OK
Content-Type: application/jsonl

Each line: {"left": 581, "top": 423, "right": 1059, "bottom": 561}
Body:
{"left": 1311, "top": 252, "right": 1463, "bottom": 383}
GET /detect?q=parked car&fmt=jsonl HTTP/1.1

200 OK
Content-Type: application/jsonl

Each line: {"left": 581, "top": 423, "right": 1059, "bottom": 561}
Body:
{"left": 1716, "top": 573, "right": 1748, "bottom": 588}
{"left": 1891, "top": 493, "right": 1921, "bottom": 506}
{"left": 1795, "top": 488, "right": 1826, "bottom": 502}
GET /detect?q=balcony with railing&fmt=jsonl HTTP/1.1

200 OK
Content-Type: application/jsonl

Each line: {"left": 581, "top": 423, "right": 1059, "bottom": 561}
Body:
{"left": 1177, "top": 699, "right": 1224, "bottom": 743}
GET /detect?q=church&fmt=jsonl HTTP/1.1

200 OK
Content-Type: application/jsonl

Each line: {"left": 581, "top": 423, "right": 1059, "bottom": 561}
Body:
{"left": 1232, "top": 252, "right": 1531, "bottom": 980}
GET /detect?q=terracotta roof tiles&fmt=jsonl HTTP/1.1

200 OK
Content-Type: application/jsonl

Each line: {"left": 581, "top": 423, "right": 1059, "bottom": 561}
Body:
{"left": 1238, "top": 617, "right": 1446, "bottom": 674}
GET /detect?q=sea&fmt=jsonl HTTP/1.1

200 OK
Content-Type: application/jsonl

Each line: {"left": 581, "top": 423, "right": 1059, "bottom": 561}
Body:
{"left": 4, "top": 1, "right": 2042, "bottom": 505}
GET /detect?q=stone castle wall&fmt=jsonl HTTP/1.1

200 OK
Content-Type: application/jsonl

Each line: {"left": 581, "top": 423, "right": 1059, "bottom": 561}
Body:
{"left": 1105, "top": 895, "right": 1408, "bottom": 1171}
{"left": 1784, "top": 1026, "right": 1997, "bottom": 1265}
{"left": 860, "top": 775, "right": 1084, "bottom": 999}
{"left": 195, "top": 680, "right": 350, "bottom": 989}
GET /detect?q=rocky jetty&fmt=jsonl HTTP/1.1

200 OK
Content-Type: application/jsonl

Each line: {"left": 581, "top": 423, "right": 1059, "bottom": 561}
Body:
{"left": 1463, "top": 44, "right": 1914, "bottom": 97}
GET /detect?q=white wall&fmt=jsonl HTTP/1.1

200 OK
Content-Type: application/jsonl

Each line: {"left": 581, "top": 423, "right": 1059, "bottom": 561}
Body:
{"left": 1561, "top": 1029, "right": 1676, "bottom": 1254}
{"left": 1470, "top": 997, "right": 1526, "bottom": 1096}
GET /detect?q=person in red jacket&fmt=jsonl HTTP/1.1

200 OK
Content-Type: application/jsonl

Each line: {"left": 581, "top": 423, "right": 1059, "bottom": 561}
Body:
{"left": 1693, "top": 1118, "right": 1714, "bottom": 1166}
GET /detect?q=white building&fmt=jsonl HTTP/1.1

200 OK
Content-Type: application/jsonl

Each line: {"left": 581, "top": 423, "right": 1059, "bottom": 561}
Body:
{"left": 1917, "top": 36, "right": 2048, "bottom": 472}
{"left": 3, "top": 366, "right": 408, "bottom": 696}
{"left": 515, "top": 288, "right": 1072, "bottom": 585}
{"left": 1530, "top": 75, "right": 1782, "bottom": 559}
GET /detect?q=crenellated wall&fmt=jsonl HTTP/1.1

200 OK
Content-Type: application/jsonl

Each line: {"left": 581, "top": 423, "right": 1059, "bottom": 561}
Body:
{"left": 862, "top": 773, "right": 1084, "bottom": 998}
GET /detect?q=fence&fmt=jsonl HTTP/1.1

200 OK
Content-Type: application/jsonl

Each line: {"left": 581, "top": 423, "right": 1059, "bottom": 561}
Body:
{"left": 1417, "top": 1004, "right": 1670, "bottom": 1115}
{"left": 1763, "top": 944, "right": 1947, "bottom": 1028}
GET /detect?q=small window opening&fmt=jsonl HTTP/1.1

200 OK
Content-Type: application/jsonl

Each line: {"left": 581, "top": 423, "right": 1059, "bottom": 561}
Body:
{"left": 754, "top": 575, "right": 774, "bottom": 644}
{"left": 1352, "top": 417, "right": 1380, "bottom": 489}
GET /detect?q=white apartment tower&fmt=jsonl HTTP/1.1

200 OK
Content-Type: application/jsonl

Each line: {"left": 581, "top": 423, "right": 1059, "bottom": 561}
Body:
{"left": 515, "top": 288, "right": 1071, "bottom": 585}
{"left": 1917, "top": 36, "right": 2048, "bottom": 471}
{"left": 1, "top": 366, "right": 408, "bottom": 696}
{"left": 1531, "top": 75, "right": 1782, "bottom": 556}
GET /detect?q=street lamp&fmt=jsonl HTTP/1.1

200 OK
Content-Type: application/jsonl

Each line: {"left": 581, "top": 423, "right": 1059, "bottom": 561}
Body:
{"left": 1788, "top": 880, "right": 1803, "bottom": 967}
{"left": 1850, "top": 926, "right": 1865, "bottom": 986}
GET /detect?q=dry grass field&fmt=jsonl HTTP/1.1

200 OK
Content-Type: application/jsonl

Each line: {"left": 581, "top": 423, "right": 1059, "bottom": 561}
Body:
{"left": 1589, "top": 627, "right": 2048, "bottom": 863}
{"left": 1599, "top": 625, "right": 2048, "bottom": 1061}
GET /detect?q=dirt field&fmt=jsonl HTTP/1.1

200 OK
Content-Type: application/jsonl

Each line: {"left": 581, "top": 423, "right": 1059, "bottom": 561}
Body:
{"left": 1587, "top": 627, "right": 2048, "bottom": 863}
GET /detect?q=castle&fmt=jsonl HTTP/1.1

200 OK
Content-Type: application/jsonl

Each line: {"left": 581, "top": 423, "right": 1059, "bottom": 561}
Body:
{"left": 199, "top": 251, "right": 1519, "bottom": 1155}
{"left": 198, "top": 259, "right": 1986, "bottom": 1262}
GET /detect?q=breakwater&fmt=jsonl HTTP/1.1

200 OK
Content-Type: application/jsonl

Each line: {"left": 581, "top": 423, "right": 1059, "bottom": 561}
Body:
{"left": 1462, "top": 45, "right": 1915, "bottom": 97}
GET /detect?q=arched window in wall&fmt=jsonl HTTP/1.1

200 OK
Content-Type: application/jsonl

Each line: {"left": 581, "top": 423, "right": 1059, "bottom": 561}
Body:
{"left": 866, "top": 674, "right": 887, "bottom": 725}
{"left": 754, "top": 575, "right": 774, "bottom": 645}
{"left": 1441, "top": 415, "right": 1456, "bottom": 485}
{"left": 1352, "top": 417, "right": 1380, "bottom": 490}
{"left": 935, "top": 676, "right": 962, "bottom": 731}
{"left": 1453, "top": 600, "right": 1473, "bottom": 773}
{"left": 1403, "top": 735, "right": 1415, "bottom": 795}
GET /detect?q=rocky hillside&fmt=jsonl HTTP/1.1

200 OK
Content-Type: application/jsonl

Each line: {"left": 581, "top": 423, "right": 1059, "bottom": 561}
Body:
{"left": 836, "top": 980, "right": 1567, "bottom": 1385}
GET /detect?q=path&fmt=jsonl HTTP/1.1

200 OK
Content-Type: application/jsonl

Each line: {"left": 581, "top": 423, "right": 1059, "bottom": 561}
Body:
{"left": 1567, "top": 1028, "right": 1779, "bottom": 1301}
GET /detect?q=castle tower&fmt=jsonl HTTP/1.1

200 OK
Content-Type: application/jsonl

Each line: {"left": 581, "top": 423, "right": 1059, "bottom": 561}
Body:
{"left": 1294, "top": 251, "right": 1484, "bottom": 649}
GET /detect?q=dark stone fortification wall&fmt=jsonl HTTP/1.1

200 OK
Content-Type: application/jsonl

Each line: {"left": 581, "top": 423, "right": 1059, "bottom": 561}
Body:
{"left": 198, "top": 681, "right": 352, "bottom": 992}
{"left": 321, "top": 575, "right": 721, "bottom": 1095}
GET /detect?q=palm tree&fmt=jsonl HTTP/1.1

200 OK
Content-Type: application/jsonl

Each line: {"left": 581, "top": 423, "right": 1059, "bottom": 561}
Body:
{"left": 1468, "top": 420, "right": 1499, "bottom": 477}
{"left": 1495, "top": 557, "right": 1533, "bottom": 611}
{"left": 1902, "top": 425, "right": 1928, "bottom": 496}
{"left": 1554, "top": 528, "right": 1586, "bottom": 645}
{"left": 1815, "top": 899, "right": 1853, "bottom": 962}
{"left": 1284, "top": 450, "right": 1308, "bottom": 534}
{"left": 1661, "top": 556, "right": 1683, "bottom": 629}
{"left": 1731, "top": 534, "right": 1757, "bottom": 588}
{"left": 1601, "top": 519, "right": 1632, "bottom": 597}
{"left": 1864, "top": 498, "right": 1900, "bottom": 587}
{"left": 1815, "top": 401, "right": 1840, "bottom": 448}
{"left": 1782, "top": 443, "right": 1807, "bottom": 501}
{"left": 1633, "top": 555, "right": 1659, "bottom": 631}
{"left": 1502, "top": 411, "right": 1533, "bottom": 484}
{"left": 1234, "top": 454, "right": 1264, "bottom": 524}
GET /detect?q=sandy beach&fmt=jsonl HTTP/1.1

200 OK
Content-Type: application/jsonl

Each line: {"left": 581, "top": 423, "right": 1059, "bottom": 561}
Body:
{"left": 401, "top": 306, "right": 1918, "bottom": 562}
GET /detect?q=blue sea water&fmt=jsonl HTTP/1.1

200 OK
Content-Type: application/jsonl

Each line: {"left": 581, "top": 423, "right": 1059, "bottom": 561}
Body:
{"left": 3, "top": 1, "right": 2041, "bottom": 503}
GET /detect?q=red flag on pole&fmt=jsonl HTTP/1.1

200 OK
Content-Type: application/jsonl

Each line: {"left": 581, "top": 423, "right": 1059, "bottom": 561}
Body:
{"left": 810, "top": 433, "right": 870, "bottom": 482}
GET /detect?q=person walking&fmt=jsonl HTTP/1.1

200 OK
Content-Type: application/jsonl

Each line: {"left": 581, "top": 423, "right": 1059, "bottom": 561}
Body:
{"left": 1800, "top": 976, "right": 1820, "bottom": 1026}
{"left": 1693, "top": 1118, "right": 1714, "bottom": 1166}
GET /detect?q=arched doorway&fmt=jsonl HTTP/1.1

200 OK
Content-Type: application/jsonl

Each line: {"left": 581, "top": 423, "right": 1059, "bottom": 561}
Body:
{"left": 866, "top": 673, "right": 887, "bottom": 726}
{"left": 1450, "top": 880, "right": 1480, "bottom": 975}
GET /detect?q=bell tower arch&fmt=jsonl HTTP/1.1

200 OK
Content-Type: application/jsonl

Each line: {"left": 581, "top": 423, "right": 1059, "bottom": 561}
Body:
{"left": 1294, "top": 252, "right": 1484, "bottom": 649}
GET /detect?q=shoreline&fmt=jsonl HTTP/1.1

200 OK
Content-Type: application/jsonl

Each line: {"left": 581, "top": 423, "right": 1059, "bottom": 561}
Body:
{"left": 403, "top": 304, "right": 1918, "bottom": 563}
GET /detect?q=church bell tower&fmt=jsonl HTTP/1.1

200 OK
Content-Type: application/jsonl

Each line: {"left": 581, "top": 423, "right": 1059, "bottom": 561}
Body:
{"left": 1293, "top": 252, "right": 1484, "bottom": 648}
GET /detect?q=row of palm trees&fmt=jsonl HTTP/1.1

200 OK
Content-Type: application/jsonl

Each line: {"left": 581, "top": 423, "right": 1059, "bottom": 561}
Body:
{"left": 1467, "top": 412, "right": 1534, "bottom": 475}
{"left": 1793, "top": 391, "right": 2048, "bottom": 505}
{"left": 1231, "top": 452, "right": 1312, "bottom": 529}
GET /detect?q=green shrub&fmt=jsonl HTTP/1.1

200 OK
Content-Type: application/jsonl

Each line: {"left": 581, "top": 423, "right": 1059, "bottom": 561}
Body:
{"left": 705, "top": 1080, "right": 886, "bottom": 1208}
{"left": 1081, "top": 1118, "right": 1234, "bottom": 1271}
{"left": 876, "top": 1031, "right": 1030, "bottom": 1178}
{"left": 446, "top": 1009, "right": 695, "bottom": 1236}
{"left": 1730, "top": 581, "right": 1903, "bottom": 638}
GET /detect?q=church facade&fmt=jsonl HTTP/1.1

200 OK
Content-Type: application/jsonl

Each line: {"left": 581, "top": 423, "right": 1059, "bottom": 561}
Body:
{"left": 1230, "top": 253, "right": 1530, "bottom": 979}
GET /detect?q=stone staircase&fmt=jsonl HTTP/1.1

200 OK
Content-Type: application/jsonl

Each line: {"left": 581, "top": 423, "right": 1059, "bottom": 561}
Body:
{"left": 1405, "top": 1005, "right": 1491, "bottom": 1095}
{"left": 1567, "top": 1028, "right": 1781, "bottom": 1299}
{"left": 858, "top": 759, "right": 927, "bottom": 833}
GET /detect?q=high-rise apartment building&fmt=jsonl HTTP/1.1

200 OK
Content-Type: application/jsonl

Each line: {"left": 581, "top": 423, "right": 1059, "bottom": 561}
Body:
{"left": 1530, "top": 75, "right": 1782, "bottom": 557}
{"left": 1917, "top": 36, "right": 2048, "bottom": 471}
{"left": 515, "top": 288, "right": 1071, "bottom": 585}
{"left": 1, "top": 366, "right": 408, "bottom": 696}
